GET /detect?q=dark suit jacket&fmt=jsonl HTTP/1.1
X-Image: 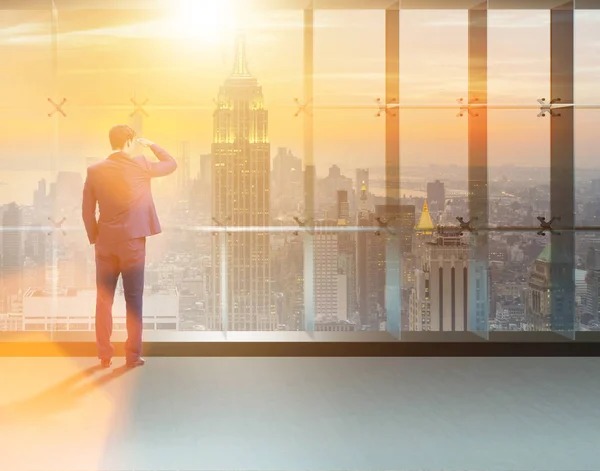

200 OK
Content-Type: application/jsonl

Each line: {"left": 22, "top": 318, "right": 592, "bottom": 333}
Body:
{"left": 82, "top": 144, "right": 177, "bottom": 245}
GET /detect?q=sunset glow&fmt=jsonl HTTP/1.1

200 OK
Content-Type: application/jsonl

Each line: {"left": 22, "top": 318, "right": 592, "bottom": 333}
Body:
{"left": 166, "top": 0, "right": 236, "bottom": 43}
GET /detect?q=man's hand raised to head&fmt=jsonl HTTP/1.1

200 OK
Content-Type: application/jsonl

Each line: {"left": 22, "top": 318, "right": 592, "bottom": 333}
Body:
{"left": 136, "top": 138, "right": 155, "bottom": 147}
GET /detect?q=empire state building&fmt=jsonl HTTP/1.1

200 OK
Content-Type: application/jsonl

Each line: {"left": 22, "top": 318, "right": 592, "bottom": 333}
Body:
{"left": 212, "top": 33, "right": 273, "bottom": 331}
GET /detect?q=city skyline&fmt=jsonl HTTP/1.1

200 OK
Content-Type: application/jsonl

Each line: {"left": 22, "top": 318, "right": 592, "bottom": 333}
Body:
{"left": 1, "top": 3, "right": 600, "bottom": 335}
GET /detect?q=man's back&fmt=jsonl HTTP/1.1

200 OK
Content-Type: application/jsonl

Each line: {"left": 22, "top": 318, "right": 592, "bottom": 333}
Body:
{"left": 82, "top": 144, "right": 177, "bottom": 245}
{"left": 83, "top": 131, "right": 177, "bottom": 369}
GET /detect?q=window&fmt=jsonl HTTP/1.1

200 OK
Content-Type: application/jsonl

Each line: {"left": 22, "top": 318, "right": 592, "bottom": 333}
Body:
{"left": 0, "top": 1, "right": 592, "bottom": 345}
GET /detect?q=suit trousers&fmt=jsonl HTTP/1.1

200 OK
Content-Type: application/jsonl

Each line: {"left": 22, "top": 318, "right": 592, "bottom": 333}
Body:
{"left": 95, "top": 237, "right": 146, "bottom": 362}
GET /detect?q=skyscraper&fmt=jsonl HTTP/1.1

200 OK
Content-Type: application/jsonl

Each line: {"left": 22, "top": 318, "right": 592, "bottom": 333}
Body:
{"left": 525, "top": 244, "right": 573, "bottom": 331}
{"left": 313, "top": 220, "right": 345, "bottom": 321}
{"left": 200, "top": 154, "right": 212, "bottom": 188}
{"left": 337, "top": 190, "right": 350, "bottom": 224}
{"left": 355, "top": 168, "right": 369, "bottom": 210}
{"left": 178, "top": 141, "right": 191, "bottom": 193}
{"left": 409, "top": 228, "right": 469, "bottom": 331}
{"left": 212, "top": 33, "right": 273, "bottom": 331}
{"left": 337, "top": 190, "right": 356, "bottom": 321}
{"left": 427, "top": 180, "right": 445, "bottom": 215}
{"left": 356, "top": 183, "right": 381, "bottom": 328}
{"left": 1, "top": 203, "right": 23, "bottom": 297}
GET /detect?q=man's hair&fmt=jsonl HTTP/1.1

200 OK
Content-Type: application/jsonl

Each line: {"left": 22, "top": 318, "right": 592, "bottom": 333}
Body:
{"left": 109, "top": 124, "right": 136, "bottom": 150}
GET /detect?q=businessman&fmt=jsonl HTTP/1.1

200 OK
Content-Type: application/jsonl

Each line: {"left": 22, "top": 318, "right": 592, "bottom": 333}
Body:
{"left": 82, "top": 124, "right": 177, "bottom": 368}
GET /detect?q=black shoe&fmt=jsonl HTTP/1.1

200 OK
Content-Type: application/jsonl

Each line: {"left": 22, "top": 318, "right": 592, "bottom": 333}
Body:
{"left": 100, "top": 358, "right": 112, "bottom": 368}
{"left": 126, "top": 358, "right": 146, "bottom": 368}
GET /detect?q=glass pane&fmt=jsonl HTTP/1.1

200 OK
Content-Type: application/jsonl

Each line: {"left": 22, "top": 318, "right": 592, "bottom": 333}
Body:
{"left": 0, "top": 11, "right": 53, "bottom": 333}
{"left": 401, "top": 110, "right": 470, "bottom": 333}
{"left": 400, "top": 10, "right": 468, "bottom": 106}
{"left": 32, "top": 7, "right": 306, "bottom": 337}
{"left": 488, "top": 110, "right": 550, "bottom": 228}
{"left": 488, "top": 9, "right": 550, "bottom": 105}
{"left": 575, "top": 230, "right": 600, "bottom": 332}
{"left": 488, "top": 10, "right": 551, "bottom": 228}
{"left": 314, "top": 10, "right": 384, "bottom": 333}
{"left": 490, "top": 230, "right": 546, "bottom": 332}
{"left": 575, "top": 11, "right": 600, "bottom": 228}
{"left": 399, "top": 12, "right": 473, "bottom": 336}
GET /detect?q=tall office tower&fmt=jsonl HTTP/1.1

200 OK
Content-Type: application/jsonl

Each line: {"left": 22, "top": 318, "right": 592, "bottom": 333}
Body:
{"left": 427, "top": 180, "right": 445, "bottom": 215}
{"left": 200, "top": 154, "right": 212, "bottom": 188}
{"left": 373, "top": 204, "right": 415, "bottom": 330}
{"left": 272, "top": 147, "right": 302, "bottom": 213}
{"left": 54, "top": 171, "right": 83, "bottom": 220}
{"left": 304, "top": 164, "right": 316, "bottom": 218}
{"left": 337, "top": 190, "right": 356, "bottom": 321}
{"left": 192, "top": 153, "right": 212, "bottom": 212}
{"left": 355, "top": 168, "right": 369, "bottom": 211}
{"left": 273, "top": 148, "right": 302, "bottom": 193}
{"left": 525, "top": 245, "right": 571, "bottom": 331}
{"left": 212, "top": 33, "right": 273, "bottom": 331}
{"left": 337, "top": 190, "right": 350, "bottom": 224}
{"left": 33, "top": 179, "right": 47, "bottom": 221}
{"left": 375, "top": 204, "right": 415, "bottom": 255}
{"left": 313, "top": 220, "right": 345, "bottom": 321}
{"left": 356, "top": 183, "right": 381, "bottom": 328}
{"left": 279, "top": 237, "right": 304, "bottom": 330}
{"left": 409, "top": 228, "right": 469, "bottom": 331}
{"left": 178, "top": 141, "right": 191, "bottom": 193}
{"left": 585, "top": 268, "right": 600, "bottom": 321}
{"left": 1, "top": 203, "right": 23, "bottom": 297}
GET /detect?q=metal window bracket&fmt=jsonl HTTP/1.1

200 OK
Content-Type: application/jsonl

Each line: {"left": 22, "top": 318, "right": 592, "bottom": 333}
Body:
{"left": 456, "top": 97, "right": 479, "bottom": 118}
{"left": 294, "top": 98, "right": 312, "bottom": 117}
{"left": 47, "top": 217, "right": 66, "bottom": 236}
{"left": 375, "top": 98, "right": 397, "bottom": 118}
{"left": 130, "top": 97, "right": 149, "bottom": 118}
{"left": 212, "top": 217, "right": 231, "bottom": 236}
{"left": 293, "top": 216, "right": 313, "bottom": 236}
{"left": 537, "top": 216, "right": 561, "bottom": 236}
{"left": 456, "top": 216, "right": 478, "bottom": 235}
{"left": 537, "top": 98, "right": 561, "bottom": 118}
{"left": 48, "top": 98, "right": 67, "bottom": 118}
{"left": 375, "top": 216, "right": 396, "bottom": 236}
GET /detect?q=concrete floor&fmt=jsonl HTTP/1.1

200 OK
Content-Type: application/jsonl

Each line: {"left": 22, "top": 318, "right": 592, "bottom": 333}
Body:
{"left": 0, "top": 357, "right": 599, "bottom": 471}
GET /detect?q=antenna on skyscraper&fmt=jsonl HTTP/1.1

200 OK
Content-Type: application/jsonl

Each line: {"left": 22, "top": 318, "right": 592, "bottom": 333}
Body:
{"left": 231, "top": 29, "right": 250, "bottom": 77}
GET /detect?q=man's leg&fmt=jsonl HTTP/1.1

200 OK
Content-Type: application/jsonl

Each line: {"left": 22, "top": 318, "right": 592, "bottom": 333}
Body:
{"left": 95, "top": 243, "right": 119, "bottom": 361}
{"left": 120, "top": 237, "right": 146, "bottom": 364}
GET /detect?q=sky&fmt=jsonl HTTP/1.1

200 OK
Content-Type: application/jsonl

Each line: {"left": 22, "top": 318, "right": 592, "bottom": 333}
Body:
{"left": 1, "top": 4, "right": 600, "bottom": 204}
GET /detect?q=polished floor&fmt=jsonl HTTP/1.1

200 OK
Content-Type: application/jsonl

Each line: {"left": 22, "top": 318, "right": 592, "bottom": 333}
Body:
{"left": 0, "top": 357, "right": 599, "bottom": 471}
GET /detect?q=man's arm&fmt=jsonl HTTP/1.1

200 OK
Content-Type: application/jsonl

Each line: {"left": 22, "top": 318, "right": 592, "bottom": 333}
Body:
{"left": 137, "top": 138, "right": 177, "bottom": 177}
{"left": 82, "top": 168, "right": 98, "bottom": 245}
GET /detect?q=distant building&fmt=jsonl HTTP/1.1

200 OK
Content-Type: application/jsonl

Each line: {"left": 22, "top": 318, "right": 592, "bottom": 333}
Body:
{"left": 22, "top": 287, "right": 179, "bottom": 332}
{"left": 409, "top": 228, "right": 469, "bottom": 331}
{"left": 178, "top": 141, "right": 191, "bottom": 192}
{"left": 313, "top": 220, "right": 347, "bottom": 321}
{"left": 427, "top": 180, "right": 445, "bottom": 214}
{"left": 525, "top": 244, "right": 576, "bottom": 331}
{"left": 211, "top": 33, "right": 273, "bottom": 331}
{"left": 337, "top": 190, "right": 350, "bottom": 224}
{"left": 315, "top": 319, "right": 357, "bottom": 332}
{"left": 1, "top": 203, "right": 23, "bottom": 299}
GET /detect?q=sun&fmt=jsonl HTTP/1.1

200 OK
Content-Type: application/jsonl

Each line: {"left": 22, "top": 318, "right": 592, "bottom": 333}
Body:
{"left": 168, "top": 0, "right": 235, "bottom": 43}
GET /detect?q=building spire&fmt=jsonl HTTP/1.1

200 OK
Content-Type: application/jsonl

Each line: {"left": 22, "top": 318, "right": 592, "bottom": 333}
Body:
{"left": 231, "top": 31, "right": 251, "bottom": 77}
{"left": 415, "top": 200, "right": 435, "bottom": 233}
